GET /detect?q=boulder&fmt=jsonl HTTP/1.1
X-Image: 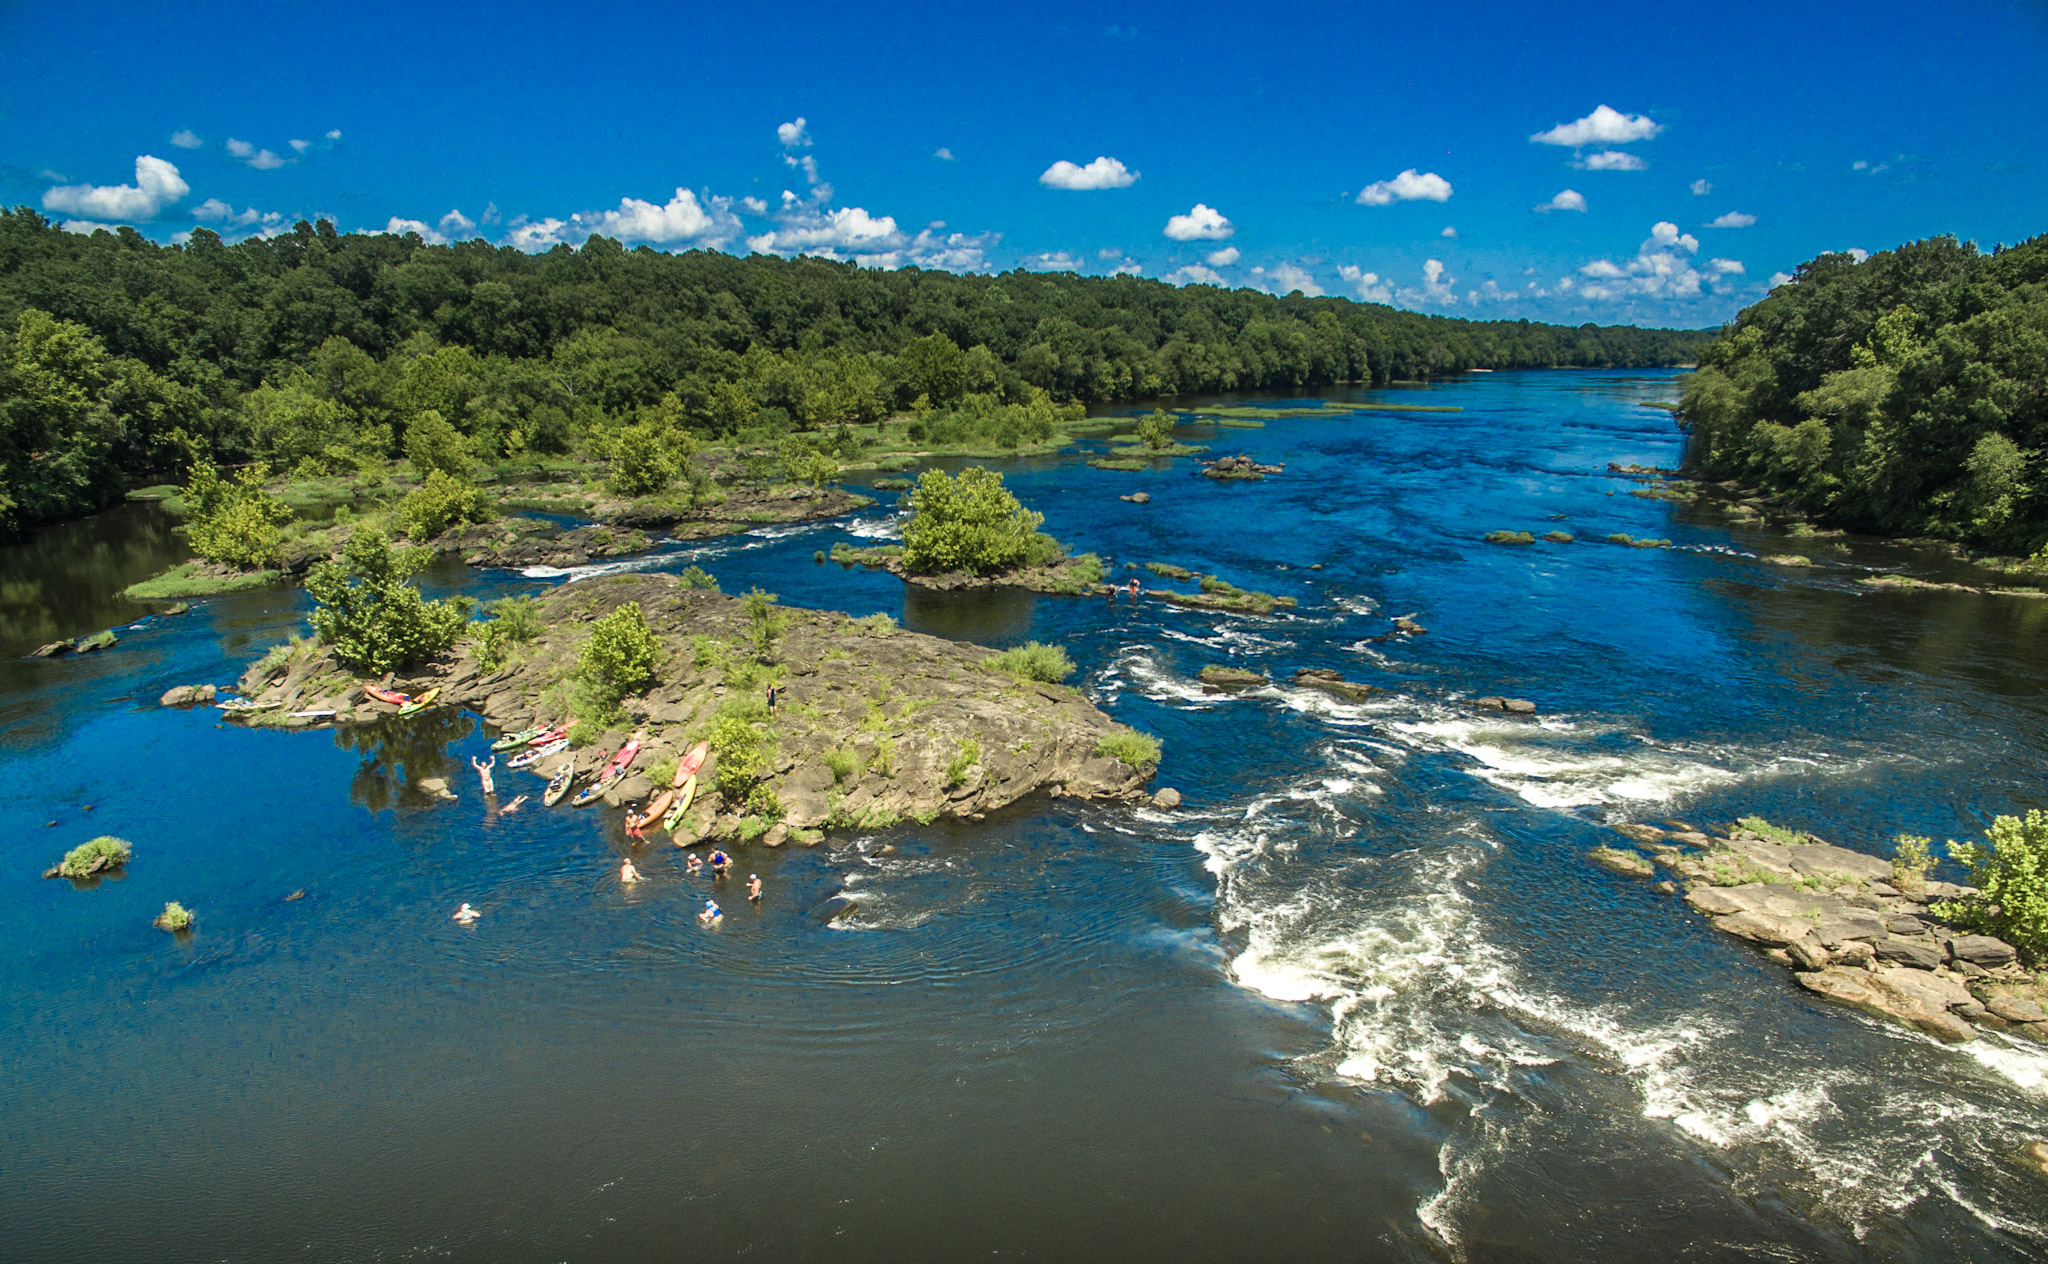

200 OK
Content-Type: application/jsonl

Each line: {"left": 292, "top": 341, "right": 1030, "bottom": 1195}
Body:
{"left": 612, "top": 774, "right": 655, "bottom": 803}
{"left": 1886, "top": 915, "right": 1928, "bottom": 935}
{"left": 1949, "top": 935, "right": 2018, "bottom": 968}
{"left": 1713, "top": 910, "right": 1822, "bottom": 949}
{"left": 1151, "top": 787, "right": 1183, "bottom": 810}
{"left": 1391, "top": 616, "right": 1426, "bottom": 635}
{"left": 31, "top": 641, "right": 71, "bottom": 658}
{"left": 1199, "top": 665, "right": 1267, "bottom": 689}
{"left": 1873, "top": 936, "right": 1945, "bottom": 970}
{"left": 1119, "top": 492, "right": 1152, "bottom": 504}
{"left": 159, "top": 684, "right": 218, "bottom": 707}
{"left": 762, "top": 824, "right": 789, "bottom": 848}
{"left": 1589, "top": 846, "right": 1655, "bottom": 878}
{"left": 1797, "top": 967, "right": 1976, "bottom": 1042}
{"left": 417, "top": 777, "right": 457, "bottom": 801}
{"left": 1293, "top": 668, "right": 1374, "bottom": 701}
{"left": 1471, "top": 696, "right": 1537, "bottom": 715}
{"left": 1988, "top": 996, "right": 2048, "bottom": 1024}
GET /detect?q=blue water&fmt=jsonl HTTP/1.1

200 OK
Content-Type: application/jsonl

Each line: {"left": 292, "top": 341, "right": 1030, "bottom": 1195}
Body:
{"left": 5, "top": 370, "right": 2047, "bottom": 1262}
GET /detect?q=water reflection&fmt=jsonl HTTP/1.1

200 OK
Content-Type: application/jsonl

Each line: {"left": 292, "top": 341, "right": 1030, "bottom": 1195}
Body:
{"left": 337, "top": 711, "right": 477, "bottom": 813}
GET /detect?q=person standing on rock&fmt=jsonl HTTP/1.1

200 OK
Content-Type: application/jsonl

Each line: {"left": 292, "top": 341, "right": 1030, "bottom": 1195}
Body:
{"left": 471, "top": 755, "right": 496, "bottom": 795}
{"left": 765, "top": 683, "right": 778, "bottom": 712}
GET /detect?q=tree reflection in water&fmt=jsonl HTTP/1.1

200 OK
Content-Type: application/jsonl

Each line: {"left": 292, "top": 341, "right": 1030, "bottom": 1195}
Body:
{"left": 335, "top": 710, "right": 476, "bottom": 813}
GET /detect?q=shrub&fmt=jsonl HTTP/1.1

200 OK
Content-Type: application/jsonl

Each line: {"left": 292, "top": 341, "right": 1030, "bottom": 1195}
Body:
{"left": 1146, "top": 562, "right": 1194, "bottom": 580}
{"left": 403, "top": 409, "right": 474, "bottom": 478}
{"left": 1136, "top": 409, "right": 1176, "bottom": 450}
{"left": 306, "top": 530, "right": 466, "bottom": 672}
{"left": 708, "top": 712, "right": 767, "bottom": 799}
{"left": 778, "top": 435, "right": 840, "bottom": 487}
{"left": 57, "top": 835, "right": 132, "bottom": 877}
{"left": 1891, "top": 834, "right": 1935, "bottom": 894}
{"left": 183, "top": 460, "right": 294, "bottom": 569}
{"left": 1934, "top": 810, "right": 2048, "bottom": 964}
{"left": 901, "top": 466, "right": 1052, "bottom": 575}
{"left": 982, "top": 642, "right": 1076, "bottom": 683}
{"left": 609, "top": 418, "right": 679, "bottom": 496}
{"left": 1738, "top": 815, "right": 1805, "bottom": 846}
{"left": 472, "top": 620, "right": 509, "bottom": 672}
{"left": 677, "top": 565, "right": 719, "bottom": 591}
{"left": 155, "top": 901, "right": 193, "bottom": 932}
{"left": 484, "top": 595, "right": 544, "bottom": 643}
{"left": 400, "top": 469, "right": 492, "bottom": 541}
{"left": 1096, "top": 730, "right": 1163, "bottom": 768}
{"left": 853, "top": 612, "right": 898, "bottom": 635}
{"left": 580, "top": 601, "right": 660, "bottom": 698}
{"left": 823, "top": 748, "right": 859, "bottom": 783}
{"left": 742, "top": 587, "right": 791, "bottom": 662}
{"left": 944, "top": 740, "right": 982, "bottom": 788}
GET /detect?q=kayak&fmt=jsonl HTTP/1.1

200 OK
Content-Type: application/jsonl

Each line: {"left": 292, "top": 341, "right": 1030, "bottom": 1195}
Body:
{"left": 397, "top": 687, "right": 440, "bottom": 716}
{"left": 491, "top": 725, "right": 546, "bottom": 752}
{"left": 602, "top": 737, "right": 643, "bottom": 782}
{"left": 674, "top": 740, "right": 710, "bottom": 787}
{"left": 663, "top": 775, "right": 697, "bottom": 832}
{"left": 508, "top": 737, "right": 568, "bottom": 769}
{"left": 525, "top": 726, "right": 568, "bottom": 748}
{"left": 570, "top": 781, "right": 606, "bottom": 808}
{"left": 217, "top": 698, "right": 279, "bottom": 712}
{"left": 363, "top": 685, "right": 410, "bottom": 706}
{"left": 542, "top": 764, "right": 574, "bottom": 807}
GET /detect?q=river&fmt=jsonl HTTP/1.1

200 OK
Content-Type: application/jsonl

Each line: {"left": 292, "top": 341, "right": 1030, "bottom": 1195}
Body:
{"left": 3, "top": 369, "right": 2045, "bottom": 1262}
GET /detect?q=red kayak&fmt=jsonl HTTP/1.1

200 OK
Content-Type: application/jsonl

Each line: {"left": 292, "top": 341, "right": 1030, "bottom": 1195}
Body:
{"left": 527, "top": 726, "right": 568, "bottom": 747}
{"left": 363, "top": 685, "right": 410, "bottom": 705}
{"left": 674, "top": 740, "right": 710, "bottom": 787}
{"left": 598, "top": 736, "right": 643, "bottom": 785}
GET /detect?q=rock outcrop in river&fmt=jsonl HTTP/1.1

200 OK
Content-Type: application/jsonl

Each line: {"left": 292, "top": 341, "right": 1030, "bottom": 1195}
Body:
{"left": 226, "top": 575, "right": 1157, "bottom": 838}
{"left": 1600, "top": 819, "right": 2047, "bottom": 1044}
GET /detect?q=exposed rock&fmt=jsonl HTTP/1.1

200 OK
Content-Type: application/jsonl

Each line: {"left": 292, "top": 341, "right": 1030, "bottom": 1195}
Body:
{"left": 762, "top": 824, "right": 789, "bottom": 848}
{"left": 31, "top": 641, "right": 72, "bottom": 658}
{"left": 1470, "top": 695, "right": 1537, "bottom": 715}
{"left": 1987, "top": 995, "right": 2048, "bottom": 1025}
{"left": 1589, "top": 846, "right": 1655, "bottom": 877}
{"left": 1950, "top": 934, "right": 2019, "bottom": 968}
{"left": 1796, "top": 967, "right": 1976, "bottom": 1042}
{"left": 1873, "top": 936, "right": 1945, "bottom": 970}
{"left": 1293, "top": 668, "right": 1374, "bottom": 701}
{"left": 1198, "top": 665, "right": 1268, "bottom": 689}
{"left": 72, "top": 630, "right": 117, "bottom": 654}
{"left": 1654, "top": 880, "right": 1677, "bottom": 896}
{"left": 465, "top": 523, "right": 655, "bottom": 570}
{"left": 159, "top": 684, "right": 218, "bottom": 707}
{"left": 1151, "top": 787, "right": 1183, "bottom": 810}
{"left": 1391, "top": 616, "right": 1426, "bottom": 635}
{"left": 1201, "top": 454, "right": 1283, "bottom": 481}
{"left": 1120, "top": 492, "right": 1152, "bottom": 504}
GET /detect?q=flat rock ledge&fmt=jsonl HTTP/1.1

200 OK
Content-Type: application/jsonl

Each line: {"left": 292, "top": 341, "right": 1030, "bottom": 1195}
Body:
{"left": 225, "top": 574, "right": 1155, "bottom": 836}
{"left": 1598, "top": 819, "right": 2045, "bottom": 1045}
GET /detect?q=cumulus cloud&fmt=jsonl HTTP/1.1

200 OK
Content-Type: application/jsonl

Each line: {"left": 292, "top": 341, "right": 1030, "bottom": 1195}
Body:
{"left": 1024, "top": 250, "right": 1083, "bottom": 272}
{"left": 1578, "top": 150, "right": 1648, "bottom": 171}
{"left": 740, "top": 196, "right": 769, "bottom": 215}
{"left": 1403, "top": 259, "right": 1458, "bottom": 307}
{"left": 1706, "top": 211, "right": 1756, "bottom": 228}
{"left": 1535, "top": 188, "right": 1587, "bottom": 213}
{"left": 934, "top": 147, "right": 955, "bottom": 161}
{"left": 42, "top": 155, "right": 189, "bottom": 221}
{"left": 1356, "top": 169, "right": 1452, "bottom": 206}
{"left": 170, "top": 129, "right": 203, "bottom": 149}
{"left": 1844, "top": 247, "right": 1869, "bottom": 262}
{"left": 224, "top": 137, "right": 287, "bottom": 169}
{"left": 748, "top": 204, "right": 899, "bottom": 255}
{"left": 1707, "top": 258, "right": 1745, "bottom": 274}
{"left": 506, "top": 218, "right": 570, "bottom": 251}
{"left": 193, "top": 198, "right": 274, "bottom": 229}
{"left": 1165, "top": 264, "right": 1226, "bottom": 286}
{"left": 1690, "top": 178, "right": 1713, "bottom": 196}
{"left": 582, "top": 187, "right": 739, "bottom": 244}
{"left": 439, "top": 209, "right": 477, "bottom": 238}
{"left": 382, "top": 216, "right": 440, "bottom": 240}
{"left": 1769, "top": 271, "right": 1796, "bottom": 288}
{"left": 777, "top": 117, "right": 811, "bottom": 147}
{"left": 1571, "top": 221, "right": 1727, "bottom": 301}
{"left": 1163, "top": 203, "right": 1233, "bottom": 240}
{"left": 290, "top": 138, "right": 312, "bottom": 153}
{"left": 1106, "top": 260, "right": 1142, "bottom": 276}
{"left": 1530, "top": 105, "right": 1661, "bottom": 147}
{"left": 1440, "top": 226, "right": 1458, "bottom": 238}
{"left": 1098, "top": 247, "right": 1125, "bottom": 260}
{"left": 1338, "top": 265, "right": 1393, "bottom": 303}
{"left": 1039, "top": 155, "right": 1138, "bottom": 190}
{"left": 1251, "top": 262, "right": 1323, "bottom": 297}
{"left": 1649, "top": 221, "right": 1700, "bottom": 252}
{"left": 1205, "top": 245, "right": 1240, "bottom": 267}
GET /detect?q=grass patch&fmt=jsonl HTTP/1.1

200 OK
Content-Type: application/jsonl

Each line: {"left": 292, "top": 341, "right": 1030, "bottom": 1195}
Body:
{"left": 124, "top": 562, "right": 280, "bottom": 600}
{"left": 982, "top": 642, "right": 1076, "bottom": 683}
{"left": 1738, "top": 815, "right": 1807, "bottom": 846}
{"left": 1213, "top": 418, "right": 1266, "bottom": 429}
{"left": 55, "top": 836, "right": 132, "bottom": 878}
{"left": 944, "top": 739, "right": 982, "bottom": 788}
{"left": 1096, "top": 730, "right": 1163, "bottom": 769}
{"left": 1485, "top": 530, "right": 1536, "bottom": 545}
{"left": 1087, "top": 458, "right": 1150, "bottom": 472}
{"left": 824, "top": 748, "right": 860, "bottom": 783}
{"left": 852, "top": 612, "right": 898, "bottom": 636}
{"left": 154, "top": 901, "right": 193, "bottom": 931}
{"left": 1145, "top": 562, "right": 1194, "bottom": 580}
{"left": 831, "top": 541, "right": 905, "bottom": 568}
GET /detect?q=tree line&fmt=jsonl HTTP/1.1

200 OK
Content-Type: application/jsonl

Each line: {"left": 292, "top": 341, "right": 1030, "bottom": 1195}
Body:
{"left": 1681, "top": 232, "right": 2048, "bottom": 553}
{"left": 0, "top": 209, "right": 1711, "bottom": 532}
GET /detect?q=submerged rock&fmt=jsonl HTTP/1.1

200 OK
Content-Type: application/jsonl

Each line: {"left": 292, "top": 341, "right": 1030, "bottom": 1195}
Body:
{"left": 1470, "top": 696, "right": 1537, "bottom": 715}
{"left": 1151, "top": 787, "right": 1182, "bottom": 810}
{"left": 1198, "top": 665, "right": 1267, "bottom": 689}
{"left": 1293, "top": 668, "right": 1373, "bottom": 701}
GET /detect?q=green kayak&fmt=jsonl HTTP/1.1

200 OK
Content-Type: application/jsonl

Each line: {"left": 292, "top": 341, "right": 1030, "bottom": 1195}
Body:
{"left": 491, "top": 726, "right": 546, "bottom": 752}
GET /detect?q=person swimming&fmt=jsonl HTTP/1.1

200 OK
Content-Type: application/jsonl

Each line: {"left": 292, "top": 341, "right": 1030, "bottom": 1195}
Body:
{"left": 452, "top": 902, "right": 480, "bottom": 924}
{"left": 747, "top": 873, "right": 762, "bottom": 902}
{"left": 498, "top": 795, "right": 529, "bottom": 815}
{"left": 699, "top": 899, "right": 721, "bottom": 923}
{"left": 470, "top": 754, "right": 496, "bottom": 795}
{"left": 620, "top": 858, "right": 642, "bottom": 884}
{"left": 709, "top": 849, "right": 732, "bottom": 875}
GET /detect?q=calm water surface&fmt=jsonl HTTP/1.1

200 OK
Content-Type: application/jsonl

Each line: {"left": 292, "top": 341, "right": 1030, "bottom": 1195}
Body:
{"left": 5, "top": 370, "right": 2047, "bottom": 1262}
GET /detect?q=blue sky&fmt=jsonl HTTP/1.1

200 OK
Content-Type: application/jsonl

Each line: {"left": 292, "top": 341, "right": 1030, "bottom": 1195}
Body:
{"left": 4, "top": 0, "right": 2045, "bottom": 328}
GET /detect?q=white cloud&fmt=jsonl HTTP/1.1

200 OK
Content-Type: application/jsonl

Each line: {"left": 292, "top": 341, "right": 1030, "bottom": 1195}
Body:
{"left": 1039, "top": 156, "right": 1138, "bottom": 190}
{"left": 383, "top": 216, "right": 440, "bottom": 241}
{"left": 1578, "top": 150, "right": 1648, "bottom": 171}
{"left": 1530, "top": 104, "right": 1661, "bottom": 147}
{"left": 934, "top": 147, "right": 955, "bottom": 161}
{"left": 1536, "top": 188, "right": 1587, "bottom": 213}
{"left": 777, "top": 117, "right": 811, "bottom": 147}
{"left": 1769, "top": 271, "right": 1796, "bottom": 288}
{"left": 748, "top": 204, "right": 900, "bottom": 255}
{"left": 1356, "top": 169, "right": 1452, "bottom": 206}
{"left": 1165, "top": 264, "right": 1226, "bottom": 286}
{"left": 1570, "top": 221, "right": 1724, "bottom": 302}
{"left": 1400, "top": 259, "right": 1458, "bottom": 307}
{"left": 226, "top": 138, "right": 252, "bottom": 157}
{"left": 193, "top": 198, "right": 268, "bottom": 228}
{"left": 1107, "top": 260, "right": 1141, "bottom": 276}
{"left": 904, "top": 228, "right": 998, "bottom": 272}
{"left": 59, "top": 220, "right": 112, "bottom": 235}
{"left": 290, "top": 138, "right": 311, "bottom": 153}
{"left": 1690, "top": 178, "right": 1713, "bottom": 195}
{"left": 1163, "top": 203, "right": 1233, "bottom": 241}
{"left": 1440, "top": 226, "right": 1458, "bottom": 238}
{"left": 170, "top": 129, "right": 202, "bottom": 149}
{"left": 1650, "top": 221, "right": 1700, "bottom": 253}
{"left": 1205, "top": 245, "right": 1239, "bottom": 267}
{"left": 42, "top": 155, "right": 189, "bottom": 221}
{"left": 1024, "top": 251, "right": 1083, "bottom": 272}
{"left": 326, "top": 129, "right": 342, "bottom": 142}
{"left": 506, "top": 218, "right": 570, "bottom": 250}
{"left": 439, "top": 209, "right": 476, "bottom": 238}
{"left": 1706, "top": 211, "right": 1756, "bottom": 228}
{"left": 1844, "top": 247, "right": 1869, "bottom": 263}
{"left": 224, "top": 137, "right": 288, "bottom": 169}
{"left": 1338, "top": 265, "right": 1393, "bottom": 303}
{"left": 1098, "top": 247, "right": 1125, "bottom": 260}
{"left": 740, "top": 196, "right": 769, "bottom": 215}
{"left": 1707, "top": 258, "right": 1745, "bottom": 274}
{"left": 581, "top": 187, "right": 739, "bottom": 245}
{"left": 1251, "top": 262, "right": 1323, "bottom": 297}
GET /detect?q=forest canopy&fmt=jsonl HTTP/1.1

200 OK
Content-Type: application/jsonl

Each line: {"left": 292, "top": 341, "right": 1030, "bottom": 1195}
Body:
{"left": 1680, "top": 232, "right": 2048, "bottom": 553}
{"left": 0, "top": 209, "right": 1710, "bottom": 532}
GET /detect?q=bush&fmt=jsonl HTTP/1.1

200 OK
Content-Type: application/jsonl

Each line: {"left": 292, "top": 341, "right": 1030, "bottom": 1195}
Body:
{"left": 183, "top": 460, "right": 294, "bottom": 569}
{"left": 678, "top": 565, "right": 719, "bottom": 591}
{"left": 609, "top": 418, "right": 679, "bottom": 496}
{"left": 852, "top": 612, "right": 898, "bottom": 635}
{"left": 708, "top": 712, "right": 767, "bottom": 799}
{"left": 403, "top": 409, "right": 474, "bottom": 478}
{"left": 742, "top": 587, "right": 791, "bottom": 662}
{"left": 306, "top": 529, "right": 467, "bottom": 672}
{"left": 580, "top": 601, "right": 660, "bottom": 698}
{"left": 944, "top": 740, "right": 982, "bottom": 788}
{"left": 1146, "top": 562, "right": 1194, "bottom": 580}
{"left": 400, "top": 469, "right": 492, "bottom": 540}
{"left": 155, "top": 901, "right": 193, "bottom": 932}
{"left": 1891, "top": 834, "right": 1935, "bottom": 894}
{"left": 1934, "top": 810, "right": 2048, "bottom": 964}
{"left": 778, "top": 435, "right": 840, "bottom": 487}
{"left": 56, "top": 835, "right": 131, "bottom": 877}
{"left": 982, "top": 642, "right": 1076, "bottom": 683}
{"left": 1096, "top": 730, "right": 1163, "bottom": 768}
{"left": 472, "top": 620, "right": 509, "bottom": 672}
{"left": 1136, "top": 409, "right": 1176, "bottom": 450}
{"left": 902, "top": 466, "right": 1053, "bottom": 575}
{"left": 485, "top": 595, "right": 544, "bottom": 643}
{"left": 824, "top": 748, "right": 859, "bottom": 783}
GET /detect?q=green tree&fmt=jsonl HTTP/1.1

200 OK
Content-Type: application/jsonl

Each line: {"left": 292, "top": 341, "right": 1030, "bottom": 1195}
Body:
{"left": 708, "top": 712, "right": 766, "bottom": 799}
{"left": 741, "top": 587, "right": 791, "bottom": 662}
{"left": 400, "top": 468, "right": 493, "bottom": 540}
{"left": 305, "top": 529, "right": 466, "bottom": 672}
{"left": 1935, "top": 811, "right": 2048, "bottom": 965}
{"left": 579, "top": 600, "right": 660, "bottom": 697}
{"left": 901, "top": 466, "right": 1058, "bottom": 575}
{"left": 1136, "top": 409, "right": 1176, "bottom": 450}
{"left": 403, "top": 408, "right": 474, "bottom": 478}
{"left": 0, "top": 309, "right": 120, "bottom": 529}
{"left": 184, "top": 460, "right": 295, "bottom": 568}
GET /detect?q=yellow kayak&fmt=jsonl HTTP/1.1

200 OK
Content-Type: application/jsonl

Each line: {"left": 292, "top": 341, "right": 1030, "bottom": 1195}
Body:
{"left": 664, "top": 775, "right": 697, "bottom": 833}
{"left": 397, "top": 687, "right": 441, "bottom": 716}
